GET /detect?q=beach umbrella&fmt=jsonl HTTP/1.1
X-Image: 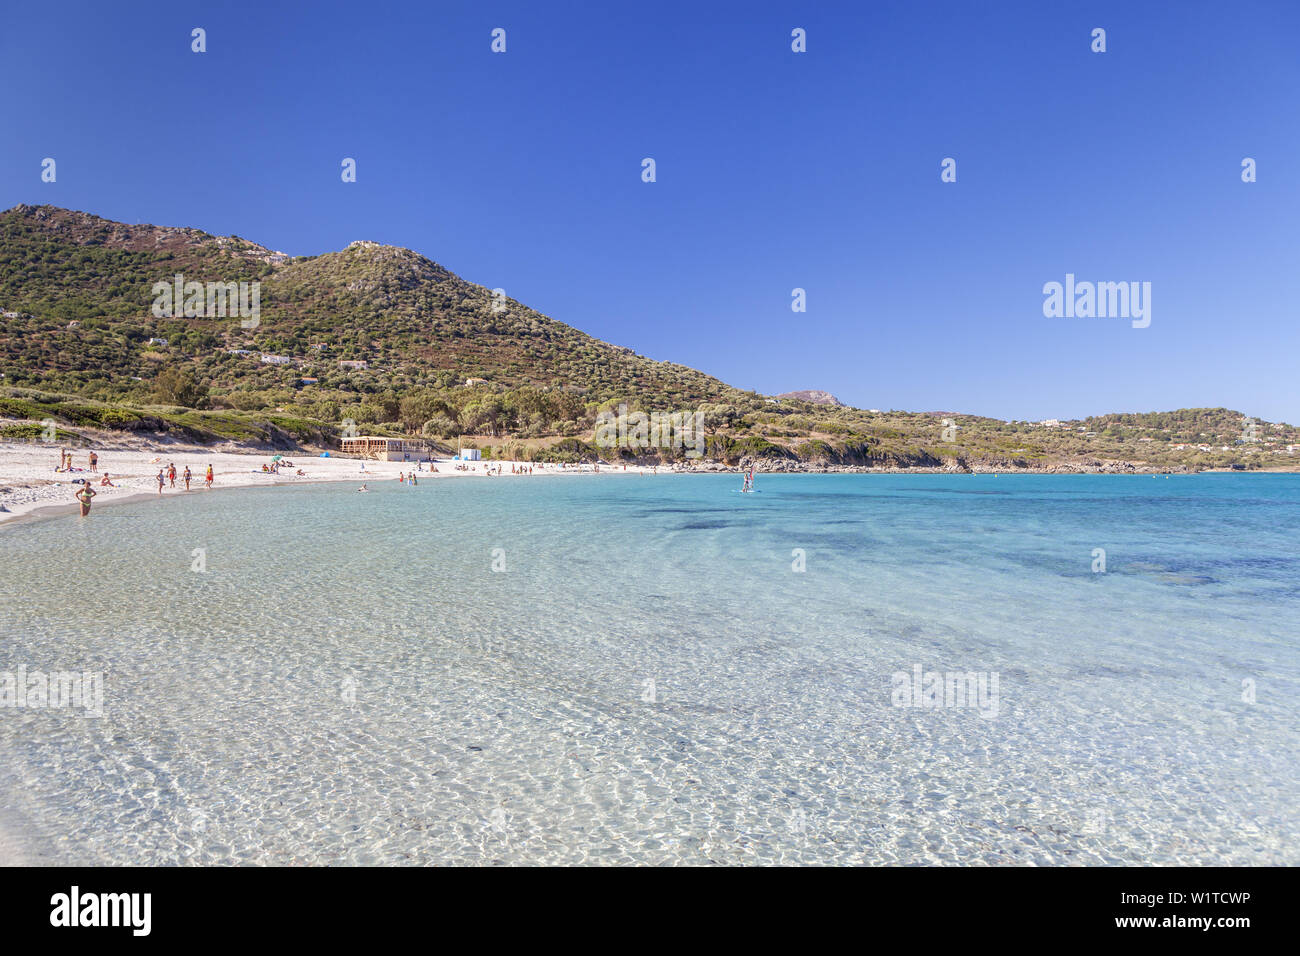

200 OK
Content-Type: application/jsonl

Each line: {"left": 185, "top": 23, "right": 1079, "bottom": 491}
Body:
{"left": 271, "top": 454, "right": 283, "bottom": 462}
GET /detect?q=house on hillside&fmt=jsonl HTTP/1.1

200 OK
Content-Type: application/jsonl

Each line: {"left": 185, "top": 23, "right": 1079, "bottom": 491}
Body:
{"left": 148, "top": 337, "right": 169, "bottom": 346}
{"left": 227, "top": 348, "right": 254, "bottom": 356}
{"left": 261, "top": 354, "right": 291, "bottom": 365}
{"left": 339, "top": 360, "right": 368, "bottom": 369}
{"left": 464, "top": 377, "right": 487, "bottom": 386}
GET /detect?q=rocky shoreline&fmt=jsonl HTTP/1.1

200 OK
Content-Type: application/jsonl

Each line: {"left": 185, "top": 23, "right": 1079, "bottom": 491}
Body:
{"left": 685, "top": 457, "right": 1292, "bottom": 475}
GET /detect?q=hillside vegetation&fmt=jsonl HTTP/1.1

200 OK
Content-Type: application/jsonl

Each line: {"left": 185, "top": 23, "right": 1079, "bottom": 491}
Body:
{"left": 2, "top": 205, "right": 1296, "bottom": 471}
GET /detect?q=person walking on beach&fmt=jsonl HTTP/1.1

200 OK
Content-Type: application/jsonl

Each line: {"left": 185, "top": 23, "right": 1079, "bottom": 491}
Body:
{"left": 89, "top": 451, "right": 98, "bottom": 472}
{"left": 205, "top": 464, "right": 214, "bottom": 489}
{"left": 168, "top": 463, "right": 177, "bottom": 488}
{"left": 74, "top": 482, "right": 96, "bottom": 517}
{"left": 183, "top": 466, "right": 192, "bottom": 491}
{"left": 156, "top": 470, "right": 166, "bottom": 495}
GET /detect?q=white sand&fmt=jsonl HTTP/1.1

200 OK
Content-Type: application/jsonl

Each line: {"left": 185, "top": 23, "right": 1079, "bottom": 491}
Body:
{"left": 0, "top": 441, "right": 660, "bottom": 527}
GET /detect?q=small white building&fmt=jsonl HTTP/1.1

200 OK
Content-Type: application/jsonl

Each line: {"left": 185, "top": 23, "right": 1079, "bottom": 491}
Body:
{"left": 261, "top": 354, "right": 291, "bottom": 365}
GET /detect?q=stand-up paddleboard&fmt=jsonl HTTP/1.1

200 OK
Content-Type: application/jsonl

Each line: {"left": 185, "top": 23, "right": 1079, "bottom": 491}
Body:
{"left": 739, "top": 467, "right": 756, "bottom": 493}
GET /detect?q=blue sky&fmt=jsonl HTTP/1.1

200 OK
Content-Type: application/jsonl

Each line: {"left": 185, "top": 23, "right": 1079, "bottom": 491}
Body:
{"left": 2, "top": 0, "right": 1298, "bottom": 421}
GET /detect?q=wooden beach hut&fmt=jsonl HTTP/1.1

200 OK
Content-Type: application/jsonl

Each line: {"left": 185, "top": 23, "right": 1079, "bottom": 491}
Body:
{"left": 340, "top": 436, "right": 430, "bottom": 461}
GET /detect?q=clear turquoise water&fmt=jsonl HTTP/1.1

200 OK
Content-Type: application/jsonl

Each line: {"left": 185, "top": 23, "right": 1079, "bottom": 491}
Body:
{"left": 1, "top": 473, "right": 1297, "bottom": 864}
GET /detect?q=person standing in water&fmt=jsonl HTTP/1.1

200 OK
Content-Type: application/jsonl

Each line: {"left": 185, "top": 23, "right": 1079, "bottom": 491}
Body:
{"left": 183, "top": 466, "right": 192, "bottom": 491}
{"left": 156, "top": 470, "right": 166, "bottom": 494}
{"left": 168, "top": 463, "right": 177, "bottom": 488}
{"left": 74, "top": 482, "right": 97, "bottom": 516}
{"left": 205, "top": 464, "right": 214, "bottom": 489}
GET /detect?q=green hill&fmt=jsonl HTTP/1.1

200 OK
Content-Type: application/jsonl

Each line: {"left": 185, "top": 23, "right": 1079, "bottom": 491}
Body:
{"left": 1, "top": 204, "right": 1296, "bottom": 470}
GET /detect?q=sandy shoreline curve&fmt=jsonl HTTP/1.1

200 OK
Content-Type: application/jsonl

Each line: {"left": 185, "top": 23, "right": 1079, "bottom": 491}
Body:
{"left": 0, "top": 442, "right": 663, "bottom": 531}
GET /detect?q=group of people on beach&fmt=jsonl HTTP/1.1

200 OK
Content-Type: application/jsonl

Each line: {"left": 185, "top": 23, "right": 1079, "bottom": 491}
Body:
{"left": 56, "top": 448, "right": 97, "bottom": 473}
{"left": 153, "top": 462, "right": 214, "bottom": 494}
{"left": 358, "top": 460, "right": 539, "bottom": 490}
{"left": 71, "top": 454, "right": 213, "bottom": 516}
{"left": 259, "top": 458, "right": 308, "bottom": 476}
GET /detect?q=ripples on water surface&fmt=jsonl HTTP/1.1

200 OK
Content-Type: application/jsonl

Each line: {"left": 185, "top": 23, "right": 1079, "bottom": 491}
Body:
{"left": 1, "top": 473, "right": 1297, "bottom": 864}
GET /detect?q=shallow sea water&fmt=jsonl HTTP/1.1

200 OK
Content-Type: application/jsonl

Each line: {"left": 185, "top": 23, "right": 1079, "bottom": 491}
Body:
{"left": 1, "top": 472, "right": 1296, "bottom": 864}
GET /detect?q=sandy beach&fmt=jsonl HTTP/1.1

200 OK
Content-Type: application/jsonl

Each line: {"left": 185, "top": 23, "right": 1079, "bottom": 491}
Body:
{"left": 0, "top": 440, "right": 659, "bottom": 528}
